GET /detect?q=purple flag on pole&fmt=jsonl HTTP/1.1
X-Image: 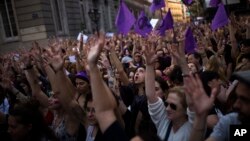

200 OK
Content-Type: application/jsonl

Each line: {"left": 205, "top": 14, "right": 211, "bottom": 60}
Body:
{"left": 211, "top": 3, "right": 228, "bottom": 31}
{"left": 182, "top": 0, "right": 193, "bottom": 6}
{"left": 134, "top": 11, "right": 152, "bottom": 37}
{"left": 115, "top": 0, "right": 136, "bottom": 35}
{"left": 185, "top": 27, "right": 197, "bottom": 53}
{"left": 150, "top": 0, "right": 165, "bottom": 13}
{"left": 157, "top": 9, "right": 174, "bottom": 36}
{"left": 209, "top": 0, "right": 221, "bottom": 7}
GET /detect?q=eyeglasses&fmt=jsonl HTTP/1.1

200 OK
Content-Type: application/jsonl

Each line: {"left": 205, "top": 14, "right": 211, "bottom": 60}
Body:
{"left": 164, "top": 101, "right": 177, "bottom": 110}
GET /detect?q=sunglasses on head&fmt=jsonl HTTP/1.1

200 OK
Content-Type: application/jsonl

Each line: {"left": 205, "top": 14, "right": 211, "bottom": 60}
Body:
{"left": 164, "top": 101, "right": 177, "bottom": 110}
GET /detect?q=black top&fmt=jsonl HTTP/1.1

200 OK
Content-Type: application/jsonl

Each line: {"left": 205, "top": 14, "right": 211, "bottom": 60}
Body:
{"left": 102, "top": 121, "right": 129, "bottom": 141}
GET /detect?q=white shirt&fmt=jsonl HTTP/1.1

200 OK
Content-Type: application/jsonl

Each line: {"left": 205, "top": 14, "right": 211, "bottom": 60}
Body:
{"left": 148, "top": 97, "right": 195, "bottom": 141}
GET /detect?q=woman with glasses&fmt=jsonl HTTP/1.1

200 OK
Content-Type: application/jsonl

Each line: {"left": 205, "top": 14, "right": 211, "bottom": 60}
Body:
{"left": 144, "top": 44, "right": 194, "bottom": 141}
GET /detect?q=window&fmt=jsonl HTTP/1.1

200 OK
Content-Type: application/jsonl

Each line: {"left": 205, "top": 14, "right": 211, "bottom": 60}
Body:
{"left": 79, "top": 0, "right": 87, "bottom": 32}
{"left": 0, "top": 0, "right": 19, "bottom": 42}
{"left": 50, "top": 0, "right": 68, "bottom": 35}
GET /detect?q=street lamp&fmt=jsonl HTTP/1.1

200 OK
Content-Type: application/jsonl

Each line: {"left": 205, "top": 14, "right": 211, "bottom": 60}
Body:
{"left": 88, "top": 0, "right": 100, "bottom": 34}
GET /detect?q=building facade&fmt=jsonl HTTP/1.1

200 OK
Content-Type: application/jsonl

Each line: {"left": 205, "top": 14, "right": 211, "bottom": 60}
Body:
{"left": 0, "top": 0, "right": 151, "bottom": 54}
{"left": 164, "top": 0, "right": 189, "bottom": 22}
{"left": 0, "top": 0, "right": 118, "bottom": 53}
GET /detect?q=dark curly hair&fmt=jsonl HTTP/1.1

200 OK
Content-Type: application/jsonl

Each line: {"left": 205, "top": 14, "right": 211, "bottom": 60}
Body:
{"left": 9, "top": 99, "right": 58, "bottom": 141}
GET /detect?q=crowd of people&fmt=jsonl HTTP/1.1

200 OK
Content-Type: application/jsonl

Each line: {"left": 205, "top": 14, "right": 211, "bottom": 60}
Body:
{"left": 0, "top": 12, "right": 250, "bottom": 141}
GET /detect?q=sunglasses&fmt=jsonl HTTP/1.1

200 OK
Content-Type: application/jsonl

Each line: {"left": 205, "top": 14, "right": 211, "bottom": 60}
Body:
{"left": 164, "top": 101, "right": 177, "bottom": 111}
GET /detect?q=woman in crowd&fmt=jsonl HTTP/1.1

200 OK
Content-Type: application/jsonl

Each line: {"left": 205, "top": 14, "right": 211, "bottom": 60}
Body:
{"left": 7, "top": 99, "right": 58, "bottom": 141}
{"left": 0, "top": 11, "right": 250, "bottom": 141}
{"left": 144, "top": 40, "right": 194, "bottom": 141}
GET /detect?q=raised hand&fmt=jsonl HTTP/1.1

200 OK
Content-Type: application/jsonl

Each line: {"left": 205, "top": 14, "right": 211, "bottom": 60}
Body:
{"left": 195, "top": 42, "right": 206, "bottom": 55}
{"left": 87, "top": 32, "right": 105, "bottom": 67}
{"left": 30, "top": 41, "right": 44, "bottom": 65}
{"left": 19, "top": 52, "right": 33, "bottom": 69}
{"left": 144, "top": 42, "right": 158, "bottom": 66}
{"left": 50, "top": 54, "right": 64, "bottom": 72}
{"left": 184, "top": 74, "right": 218, "bottom": 116}
{"left": 45, "top": 41, "right": 65, "bottom": 72}
{"left": 169, "top": 37, "right": 186, "bottom": 65}
{"left": 100, "top": 53, "right": 111, "bottom": 69}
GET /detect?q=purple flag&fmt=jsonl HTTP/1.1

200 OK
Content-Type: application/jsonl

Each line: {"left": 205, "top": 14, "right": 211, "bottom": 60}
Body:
{"left": 150, "top": 0, "right": 165, "bottom": 13}
{"left": 211, "top": 3, "right": 228, "bottom": 31}
{"left": 185, "top": 27, "right": 197, "bottom": 53}
{"left": 209, "top": 0, "right": 221, "bottom": 7}
{"left": 115, "top": 0, "right": 136, "bottom": 35}
{"left": 134, "top": 11, "right": 152, "bottom": 37}
{"left": 157, "top": 9, "right": 174, "bottom": 36}
{"left": 182, "top": 0, "right": 194, "bottom": 6}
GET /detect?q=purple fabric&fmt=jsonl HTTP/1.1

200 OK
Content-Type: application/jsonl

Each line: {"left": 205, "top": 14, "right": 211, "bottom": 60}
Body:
{"left": 211, "top": 3, "right": 228, "bottom": 31}
{"left": 185, "top": 27, "right": 197, "bottom": 53}
{"left": 182, "top": 0, "right": 193, "bottom": 6}
{"left": 76, "top": 71, "right": 89, "bottom": 83}
{"left": 115, "top": 0, "right": 136, "bottom": 35}
{"left": 150, "top": 0, "right": 165, "bottom": 13}
{"left": 209, "top": 0, "right": 221, "bottom": 7}
{"left": 134, "top": 11, "right": 152, "bottom": 37}
{"left": 157, "top": 9, "right": 174, "bottom": 36}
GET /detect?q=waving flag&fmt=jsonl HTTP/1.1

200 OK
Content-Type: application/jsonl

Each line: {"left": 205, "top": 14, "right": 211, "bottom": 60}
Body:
{"left": 134, "top": 11, "right": 152, "bottom": 37}
{"left": 211, "top": 3, "right": 228, "bottom": 31}
{"left": 157, "top": 9, "right": 174, "bottom": 36}
{"left": 115, "top": 0, "right": 136, "bottom": 35}
{"left": 185, "top": 27, "right": 197, "bottom": 53}
{"left": 209, "top": 0, "right": 221, "bottom": 7}
{"left": 182, "top": 0, "right": 194, "bottom": 6}
{"left": 150, "top": 0, "right": 165, "bottom": 13}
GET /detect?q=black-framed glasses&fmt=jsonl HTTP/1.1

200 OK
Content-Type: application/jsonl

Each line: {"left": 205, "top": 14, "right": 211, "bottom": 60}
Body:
{"left": 164, "top": 101, "right": 177, "bottom": 111}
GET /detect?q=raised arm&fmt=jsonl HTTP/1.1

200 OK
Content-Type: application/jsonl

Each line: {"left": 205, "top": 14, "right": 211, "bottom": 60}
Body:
{"left": 144, "top": 42, "right": 159, "bottom": 104}
{"left": 229, "top": 15, "right": 239, "bottom": 60}
{"left": 87, "top": 33, "right": 118, "bottom": 133}
{"left": 20, "top": 54, "right": 49, "bottom": 107}
{"left": 24, "top": 66, "right": 49, "bottom": 107}
{"left": 171, "top": 38, "right": 189, "bottom": 75}
{"left": 109, "top": 41, "right": 130, "bottom": 86}
{"left": 49, "top": 46, "right": 86, "bottom": 120}
{"left": 185, "top": 74, "right": 218, "bottom": 141}
{"left": 0, "top": 58, "right": 28, "bottom": 103}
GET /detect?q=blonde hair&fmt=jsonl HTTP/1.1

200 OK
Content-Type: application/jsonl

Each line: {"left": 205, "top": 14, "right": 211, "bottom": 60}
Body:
{"left": 166, "top": 86, "right": 187, "bottom": 109}
{"left": 206, "top": 55, "right": 227, "bottom": 81}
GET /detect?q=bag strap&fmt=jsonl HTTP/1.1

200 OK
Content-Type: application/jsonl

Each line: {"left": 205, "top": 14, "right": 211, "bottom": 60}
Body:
{"left": 164, "top": 121, "right": 172, "bottom": 141}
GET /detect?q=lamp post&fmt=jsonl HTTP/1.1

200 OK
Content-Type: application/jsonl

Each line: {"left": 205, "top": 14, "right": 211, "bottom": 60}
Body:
{"left": 88, "top": 0, "right": 100, "bottom": 34}
{"left": 225, "top": 0, "right": 229, "bottom": 13}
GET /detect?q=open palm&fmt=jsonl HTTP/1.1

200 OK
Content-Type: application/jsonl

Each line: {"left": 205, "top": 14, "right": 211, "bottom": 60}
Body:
{"left": 50, "top": 54, "right": 64, "bottom": 72}
{"left": 87, "top": 33, "right": 105, "bottom": 66}
{"left": 144, "top": 44, "right": 157, "bottom": 66}
{"left": 185, "top": 74, "right": 218, "bottom": 116}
